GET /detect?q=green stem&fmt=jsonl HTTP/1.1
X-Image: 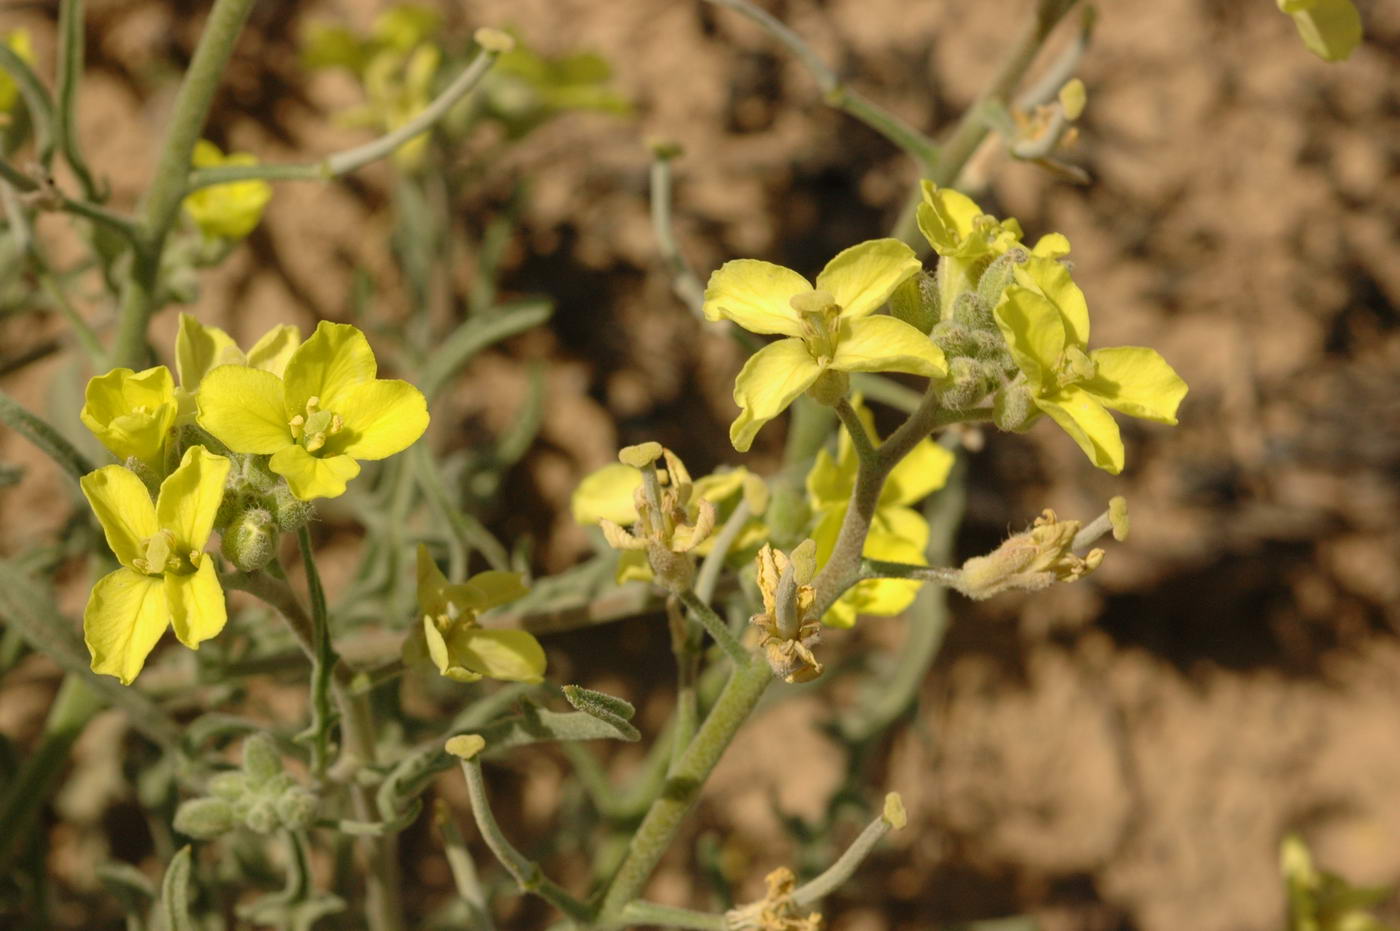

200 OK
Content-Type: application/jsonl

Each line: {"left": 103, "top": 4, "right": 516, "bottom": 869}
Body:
{"left": 596, "top": 656, "right": 773, "bottom": 921}
{"left": 0, "top": 388, "right": 95, "bottom": 481}
{"left": 56, "top": 0, "right": 100, "bottom": 201}
{"left": 295, "top": 527, "right": 336, "bottom": 779}
{"left": 184, "top": 43, "right": 504, "bottom": 191}
{"left": 677, "top": 589, "right": 748, "bottom": 666}
{"left": 618, "top": 900, "right": 726, "bottom": 930}
{"left": 791, "top": 809, "right": 894, "bottom": 907}
{"left": 666, "top": 596, "right": 700, "bottom": 777}
{"left": 858, "top": 558, "right": 962, "bottom": 586}
{"left": 435, "top": 801, "right": 496, "bottom": 930}
{"left": 458, "top": 758, "right": 592, "bottom": 923}
{"left": 0, "top": 675, "right": 104, "bottom": 875}
{"left": 110, "top": 0, "right": 256, "bottom": 369}
{"left": 39, "top": 265, "right": 107, "bottom": 369}
{"left": 0, "top": 42, "right": 55, "bottom": 165}
{"left": 648, "top": 149, "right": 705, "bottom": 313}
{"left": 833, "top": 397, "right": 878, "bottom": 465}
{"left": 411, "top": 443, "right": 510, "bottom": 571}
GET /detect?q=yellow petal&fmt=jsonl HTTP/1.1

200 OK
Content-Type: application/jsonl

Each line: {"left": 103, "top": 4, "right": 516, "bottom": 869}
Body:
{"left": 460, "top": 571, "right": 528, "bottom": 611}
{"left": 155, "top": 446, "right": 231, "bottom": 551}
{"left": 245, "top": 324, "right": 302, "bottom": 377}
{"left": 416, "top": 543, "right": 453, "bottom": 620}
{"left": 994, "top": 287, "right": 1066, "bottom": 388}
{"left": 883, "top": 438, "right": 954, "bottom": 507}
{"left": 269, "top": 446, "right": 361, "bottom": 500}
{"left": 1013, "top": 255, "right": 1089, "bottom": 346}
{"left": 805, "top": 447, "right": 850, "bottom": 510}
{"left": 284, "top": 321, "right": 378, "bottom": 416}
{"left": 830, "top": 315, "right": 947, "bottom": 378}
{"left": 330, "top": 379, "right": 429, "bottom": 460}
{"left": 572, "top": 463, "right": 642, "bottom": 525}
{"left": 1038, "top": 388, "right": 1125, "bottom": 474}
{"left": 81, "top": 465, "right": 159, "bottom": 570}
{"left": 729, "top": 338, "right": 823, "bottom": 453}
{"left": 165, "top": 560, "right": 227, "bottom": 649}
{"left": 448, "top": 628, "right": 547, "bottom": 683}
{"left": 916, "top": 183, "right": 984, "bottom": 256}
{"left": 1285, "top": 0, "right": 1362, "bottom": 61}
{"left": 1030, "top": 233, "right": 1071, "bottom": 259}
{"left": 196, "top": 365, "right": 292, "bottom": 454}
{"left": 815, "top": 239, "right": 922, "bottom": 319}
{"left": 701, "top": 259, "right": 809, "bottom": 336}
{"left": 84, "top": 569, "right": 168, "bottom": 685}
{"left": 176, "top": 313, "right": 243, "bottom": 390}
{"left": 423, "top": 616, "right": 483, "bottom": 683}
{"left": 1084, "top": 346, "right": 1188, "bottom": 425}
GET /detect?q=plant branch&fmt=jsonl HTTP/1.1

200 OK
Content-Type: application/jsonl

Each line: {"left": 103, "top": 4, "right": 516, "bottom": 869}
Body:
{"left": 833, "top": 397, "right": 878, "bottom": 465}
{"left": 0, "top": 42, "right": 55, "bottom": 164}
{"left": 857, "top": 558, "right": 962, "bottom": 586}
{"left": 0, "top": 388, "right": 95, "bottom": 482}
{"left": 56, "top": 0, "right": 101, "bottom": 201}
{"left": 184, "top": 42, "right": 504, "bottom": 191}
{"left": 677, "top": 588, "right": 749, "bottom": 666}
{"left": 619, "top": 900, "right": 726, "bottom": 930}
{"left": 791, "top": 806, "right": 899, "bottom": 908}
{"left": 648, "top": 145, "right": 705, "bottom": 314}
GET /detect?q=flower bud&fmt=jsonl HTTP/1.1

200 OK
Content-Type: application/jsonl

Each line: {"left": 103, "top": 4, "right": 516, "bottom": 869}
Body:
{"left": 647, "top": 540, "right": 696, "bottom": 594}
{"left": 174, "top": 797, "right": 235, "bottom": 839}
{"left": 271, "top": 484, "right": 314, "bottom": 531}
{"left": 241, "top": 734, "right": 282, "bottom": 788}
{"left": 208, "top": 771, "right": 246, "bottom": 801}
{"left": 976, "top": 248, "right": 1027, "bottom": 308}
{"left": 889, "top": 271, "right": 938, "bottom": 335}
{"left": 993, "top": 382, "right": 1037, "bottom": 432}
{"left": 930, "top": 320, "right": 974, "bottom": 357}
{"left": 951, "top": 291, "right": 992, "bottom": 330}
{"left": 274, "top": 787, "right": 318, "bottom": 831}
{"left": 242, "top": 798, "right": 277, "bottom": 834}
{"left": 221, "top": 507, "right": 278, "bottom": 572}
{"left": 941, "top": 358, "right": 993, "bottom": 410}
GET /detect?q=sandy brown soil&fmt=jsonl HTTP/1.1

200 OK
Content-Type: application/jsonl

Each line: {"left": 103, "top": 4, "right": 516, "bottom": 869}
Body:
{"left": 2, "top": 0, "right": 1398, "bottom": 928}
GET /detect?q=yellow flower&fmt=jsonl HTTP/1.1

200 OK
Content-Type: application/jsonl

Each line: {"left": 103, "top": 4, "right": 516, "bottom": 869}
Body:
{"left": 182, "top": 140, "right": 272, "bottom": 240}
{"left": 80, "top": 446, "right": 231, "bottom": 684}
{"left": 1278, "top": 0, "right": 1361, "bottom": 62}
{"left": 917, "top": 181, "right": 1069, "bottom": 314}
{"left": 196, "top": 321, "right": 429, "bottom": 500}
{"left": 175, "top": 313, "right": 300, "bottom": 422}
{"left": 412, "top": 544, "right": 544, "bottom": 683}
{"left": 805, "top": 398, "right": 953, "bottom": 628}
{"left": 80, "top": 366, "right": 180, "bottom": 473}
{"left": 995, "top": 255, "right": 1187, "bottom": 474}
{"left": 703, "top": 239, "right": 945, "bottom": 451}
{"left": 0, "top": 29, "right": 34, "bottom": 117}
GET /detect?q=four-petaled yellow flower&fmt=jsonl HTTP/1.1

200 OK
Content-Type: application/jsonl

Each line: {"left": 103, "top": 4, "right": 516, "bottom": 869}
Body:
{"left": 413, "top": 544, "right": 545, "bottom": 683}
{"left": 995, "top": 254, "right": 1188, "bottom": 474}
{"left": 182, "top": 140, "right": 273, "bottom": 240}
{"left": 806, "top": 398, "right": 953, "bottom": 627}
{"left": 81, "top": 365, "right": 180, "bottom": 473}
{"left": 175, "top": 313, "right": 301, "bottom": 423}
{"left": 703, "top": 239, "right": 947, "bottom": 451}
{"left": 197, "top": 321, "right": 430, "bottom": 500}
{"left": 81, "top": 446, "right": 231, "bottom": 684}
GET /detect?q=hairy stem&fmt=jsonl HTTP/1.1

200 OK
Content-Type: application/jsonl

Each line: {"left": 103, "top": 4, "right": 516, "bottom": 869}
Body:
{"left": 649, "top": 148, "right": 705, "bottom": 314}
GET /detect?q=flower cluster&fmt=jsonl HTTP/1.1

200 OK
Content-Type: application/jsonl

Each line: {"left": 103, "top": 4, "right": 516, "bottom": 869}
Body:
{"left": 77, "top": 318, "right": 429, "bottom": 683}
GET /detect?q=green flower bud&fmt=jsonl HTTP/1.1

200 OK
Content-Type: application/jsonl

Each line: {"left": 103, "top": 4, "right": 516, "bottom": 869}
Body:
{"left": 208, "top": 771, "right": 246, "bottom": 801}
{"left": 270, "top": 484, "right": 314, "bottom": 532}
{"left": 241, "top": 734, "right": 282, "bottom": 788}
{"left": 970, "top": 329, "right": 1012, "bottom": 364}
{"left": 274, "top": 788, "right": 318, "bottom": 831}
{"left": 993, "top": 382, "right": 1037, "bottom": 432}
{"left": 975, "top": 248, "right": 1027, "bottom": 308}
{"left": 942, "top": 358, "right": 993, "bottom": 410}
{"left": 930, "top": 320, "right": 974, "bottom": 357}
{"left": 889, "top": 271, "right": 938, "bottom": 335}
{"left": 221, "top": 507, "right": 278, "bottom": 572}
{"left": 174, "top": 797, "right": 235, "bottom": 840}
{"left": 951, "top": 292, "right": 992, "bottom": 330}
{"left": 242, "top": 798, "right": 277, "bottom": 834}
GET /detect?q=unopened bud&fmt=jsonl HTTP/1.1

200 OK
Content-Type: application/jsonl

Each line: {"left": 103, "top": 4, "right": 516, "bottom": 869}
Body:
{"left": 976, "top": 249, "right": 1028, "bottom": 308}
{"left": 993, "top": 382, "right": 1037, "bottom": 432}
{"left": 647, "top": 540, "right": 696, "bottom": 594}
{"left": 889, "top": 271, "right": 938, "bottom": 335}
{"left": 221, "top": 507, "right": 277, "bottom": 572}
{"left": 275, "top": 788, "right": 318, "bottom": 831}
{"left": 951, "top": 291, "right": 993, "bottom": 330}
{"left": 208, "top": 771, "right": 245, "bottom": 801}
{"left": 271, "top": 484, "right": 314, "bottom": 531}
{"left": 930, "top": 320, "right": 974, "bottom": 357}
{"left": 174, "top": 798, "right": 235, "bottom": 839}
{"left": 242, "top": 798, "right": 277, "bottom": 834}
{"left": 806, "top": 368, "right": 849, "bottom": 407}
{"left": 941, "top": 358, "right": 993, "bottom": 410}
{"left": 241, "top": 734, "right": 282, "bottom": 787}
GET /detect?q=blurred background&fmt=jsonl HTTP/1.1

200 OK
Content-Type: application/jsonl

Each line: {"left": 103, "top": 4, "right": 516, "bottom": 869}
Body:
{"left": 1, "top": 0, "right": 1397, "bottom": 928}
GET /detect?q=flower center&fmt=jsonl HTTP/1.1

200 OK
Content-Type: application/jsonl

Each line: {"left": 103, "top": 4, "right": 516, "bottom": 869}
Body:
{"left": 1051, "top": 345, "right": 1097, "bottom": 389}
{"left": 288, "top": 396, "right": 343, "bottom": 454}
{"left": 132, "top": 528, "right": 197, "bottom": 576}
{"left": 790, "top": 289, "right": 842, "bottom": 363}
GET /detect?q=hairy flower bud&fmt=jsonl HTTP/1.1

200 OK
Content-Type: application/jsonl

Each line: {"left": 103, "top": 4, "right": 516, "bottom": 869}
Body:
{"left": 174, "top": 797, "right": 235, "bottom": 840}
{"left": 271, "top": 484, "right": 314, "bottom": 531}
{"left": 221, "top": 507, "right": 278, "bottom": 572}
{"left": 274, "top": 787, "right": 318, "bottom": 831}
{"left": 976, "top": 247, "right": 1027, "bottom": 307}
{"left": 930, "top": 320, "right": 974, "bottom": 357}
{"left": 242, "top": 798, "right": 277, "bottom": 834}
{"left": 941, "top": 357, "right": 994, "bottom": 410}
{"left": 889, "top": 270, "right": 938, "bottom": 335}
{"left": 241, "top": 734, "right": 282, "bottom": 788}
{"left": 993, "top": 382, "right": 1037, "bottom": 432}
{"left": 951, "top": 291, "right": 993, "bottom": 330}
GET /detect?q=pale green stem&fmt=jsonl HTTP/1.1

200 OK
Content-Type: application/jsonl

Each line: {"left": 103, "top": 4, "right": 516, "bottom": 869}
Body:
{"left": 694, "top": 498, "right": 751, "bottom": 604}
{"left": 667, "top": 595, "right": 700, "bottom": 777}
{"left": 648, "top": 150, "right": 705, "bottom": 313}
{"left": 858, "top": 559, "right": 962, "bottom": 586}
{"left": 458, "top": 757, "right": 592, "bottom": 923}
{"left": 56, "top": 0, "right": 100, "bottom": 200}
{"left": 185, "top": 43, "right": 504, "bottom": 191}
{"left": 677, "top": 588, "right": 749, "bottom": 666}
{"left": 411, "top": 442, "right": 510, "bottom": 571}
{"left": 832, "top": 397, "right": 878, "bottom": 464}
{"left": 596, "top": 655, "right": 773, "bottom": 921}
{"left": 110, "top": 0, "right": 257, "bottom": 369}
{"left": 0, "top": 43, "right": 54, "bottom": 164}
{"left": 703, "top": 0, "right": 938, "bottom": 167}
{"left": 294, "top": 527, "right": 336, "bottom": 778}
{"left": 39, "top": 269, "right": 107, "bottom": 367}
{"left": 619, "top": 900, "right": 726, "bottom": 930}
{"left": 791, "top": 810, "right": 895, "bottom": 908}
{"left": 1072, "top": 506, "right": 1116, "bottom": 552}
{"left": 435, "top": 802, "right": 496, "bottom": 930}
{"left": 0, "top": 675, "right": 104, "bottom": 875}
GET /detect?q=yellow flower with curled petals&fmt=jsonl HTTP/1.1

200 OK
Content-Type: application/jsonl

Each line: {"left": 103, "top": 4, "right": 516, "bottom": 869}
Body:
{"left": 995, "top": 255, "right": 1187, "bottom": 474}
{"left": 174, "top": 313, "right": 300, "bottom": 423}
{"left": 806, "top": 398, "right": 953, "bottom": 628}
{"left": 196, "top": 321, "right": 429, "bottom": 500}
{"left": 80, "top": 366, "right": 180, "bottom": 473}
{"left": 703, "top": 239, "right": 946, "bottom": 452}
{"left": 80, "top": 446, "right": 230, "bottom": 684}
{"left": 412, "top": 544, "right": 544, "bottom": 683}
{"left": 182, "top": 140, "right": 272, "bottom": 240}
